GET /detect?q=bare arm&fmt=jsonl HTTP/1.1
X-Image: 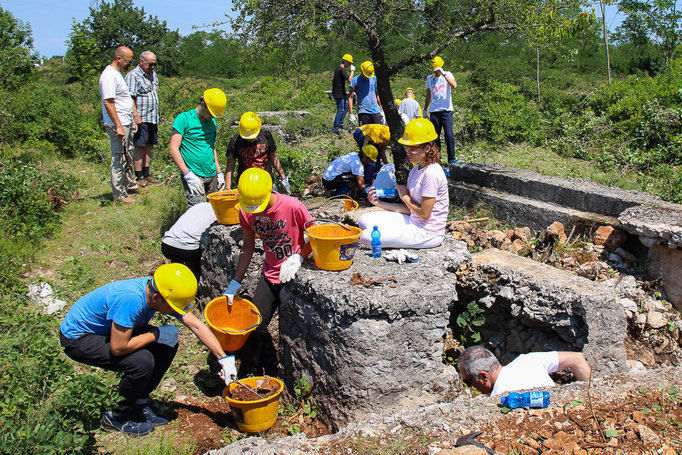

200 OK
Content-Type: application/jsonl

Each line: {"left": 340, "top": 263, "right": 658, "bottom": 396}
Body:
{"left": 224, "top": 157, "right": 236, "bottom": 189}
{"left": 424, "top": 89, "right": 431, "bottom": 113}
{"left": 445, "top": 72, "right": 457, "bottom": 89}
{"left": 180, "top": 312, "right": 226, "bottom": 359}
{"left": 348, "top": 87, "right": 355, "bottom": 114}
{"left": 367, "top": 187, "right": 410, "bottom": 215}
{"left": 347, "top": 69, "right": 354, "bottom": 82}
{"left": 109, "top": 322, "right": 156, "bottom": 356}
{"left": 103, "top": 98, "right": 125, "bottom": 138}
{"left": 396, "top": 185, "right": 436, "bottom": 220}
{"left": 557, "top": 352, "right": 591, "bottom": 381}
{"left": 355, "top": 174, "right": 367, "bottom": 191}
{"left": 169, "top": 129, "right": 189, "bottom": 175}
{"left": 269, "top": 152, "right": 286, "bottom": 180}
{"left": 213, "top": 148, "right": 221, "bottom": 175}
{"left": 233, "top": 229, "right": 256, "bottom": 283}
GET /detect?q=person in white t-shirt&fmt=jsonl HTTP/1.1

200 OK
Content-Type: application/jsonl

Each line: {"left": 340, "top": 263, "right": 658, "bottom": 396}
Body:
{"left": 161, "top": 202, "right": 217, "bottom": 279}
{"left": 322, "top": 145, "right": 378, "bottom": 196}
{"left": 100, "top": 46, "right": 139, "bottom": 204}
{"left": 424, "top": 56, "right": 457, "bottom": 164}
{"left": 359, "top": 118, "right": 449, "bottom": 249}
{"left": 457, "top": 345, "right": 592, "bottom": 396}
{"left": 399, "top": 87, "right": 422, "bottom": 122}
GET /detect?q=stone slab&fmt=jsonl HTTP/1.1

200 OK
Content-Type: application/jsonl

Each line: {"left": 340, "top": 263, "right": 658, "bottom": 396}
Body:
{"left": 455, "top": 249, "right": 629, "bottom": 377}
{"left": 449, "top": 164, "right": 676, "bottom": 216}
{"left": 647, "top": 245, "right": 682, "bottom": 311}
{"left": 619, "top": 205, "right": 682, "bottom": 246}
{"left": 449, "top": 182, "right": 619, "bottom": 234}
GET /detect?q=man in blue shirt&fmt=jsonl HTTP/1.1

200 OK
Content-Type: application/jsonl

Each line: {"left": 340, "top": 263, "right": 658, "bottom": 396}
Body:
{"left": 348, "top": 61, "right": 383, "bottom": 126}
{"left": 60, "top": 264, "right": 237, "bottom": 436}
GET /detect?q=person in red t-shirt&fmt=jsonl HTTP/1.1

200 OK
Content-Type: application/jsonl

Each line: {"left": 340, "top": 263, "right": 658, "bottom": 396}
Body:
{"left": 222, "top": 168, "right": 312, "bottom": 376}
{"left": 224, "top": 111, "right": 291, "bottom": 194}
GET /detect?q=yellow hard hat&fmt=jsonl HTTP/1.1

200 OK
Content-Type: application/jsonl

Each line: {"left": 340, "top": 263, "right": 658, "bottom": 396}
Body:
{"left": 394, "top": 98, "right": 401, "bottom": 106}
{"left": 152, "top": 263, "right": 197, "bottom": 315}
{"left": 404, "top": 87, "right": 414, "bottom": 97}
{"left": 238, "top": 168, "right": 273, "bottom": 213}
{"left": 360, "top": 61, "right": 374, "bottom": 78}
{"left": 431, "top": 56, "right": 444, "bottom": 71}
{"left": 342, "top": 53, "right": 353, "bottom": 63}
{"left": 398, "top": 118, "right": 438, "bottom": 146}
{"left": 239, "top": 111, "right": 261, "bottom": 140}
{"left": 361, "top": 145, "right": 378, "bottom": 162}
{"left": 203, "top": 88, "right": 227, "bottom": 118}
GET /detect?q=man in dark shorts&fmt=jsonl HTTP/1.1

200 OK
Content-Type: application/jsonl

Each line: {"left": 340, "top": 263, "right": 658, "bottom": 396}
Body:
{"left": 126, "top": 51, "right": 162, "bottom": 187}
{"left": 331, "top": 53, "right": 355, "bottom": 135}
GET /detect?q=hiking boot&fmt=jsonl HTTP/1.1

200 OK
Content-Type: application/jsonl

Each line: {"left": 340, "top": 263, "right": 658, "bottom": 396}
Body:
{"left": 331, "top": 128, "right": 342, "bottom": 136}
{"left": 140, "top": 405, "right": 169, "bottom": 426}
{"left": 101, "top": 411, "right": 154, "bottom": 436}
{"left": 144, "top": 176, "right": 163, "bottom": 187}
{"left": 135, "top": 178, "right": 149, "bottom": 188}
{"left": 120, "top": 196, "right": 137, "bottom": 204}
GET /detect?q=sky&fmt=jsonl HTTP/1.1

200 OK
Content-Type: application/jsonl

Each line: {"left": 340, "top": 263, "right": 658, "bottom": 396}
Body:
{"left": 2, "top": 0, "right": 236, "bottom": 57}
{"left": 3, "top": 1, "right": 632, "bottom": 59}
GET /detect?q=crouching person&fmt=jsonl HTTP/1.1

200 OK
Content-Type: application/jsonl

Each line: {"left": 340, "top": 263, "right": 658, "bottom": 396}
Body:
{"left": 59, "top": 264, "right": 237, "bottom": 436}
{"left": 322, "top": 145, "right": 378, "bottom": 196}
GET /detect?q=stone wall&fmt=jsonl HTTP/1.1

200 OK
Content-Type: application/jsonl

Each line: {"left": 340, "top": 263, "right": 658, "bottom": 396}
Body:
{"left": 455, "top": 249, "right": 629, "bottom": 376}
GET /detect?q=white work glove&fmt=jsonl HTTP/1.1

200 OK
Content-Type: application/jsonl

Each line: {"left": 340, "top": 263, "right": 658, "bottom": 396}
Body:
{"left": 383, "top": 249, "right": 408, "bottom": 264}
{"left": 183, "top": 171, "right": 204, "bottom": 196}
{"left": 156, "top": 325, "right": 179, "bottom": 347}
{"left": 350, "top": 65, "right": 356, "bottom": 72}
{"left": 280, "top": 176, "right": 292, "bottom": 195}
{"left": 223, "top": 279, "right": 242, "bottom": 306}
{"left": 279, "top": 253, "right": 303, "bottom": 283}
{"left": 380, "top": 110, "right": 386, "bottom": 125}
{"left": 218, "top": 355, "right": 237, "bottom": 385}
{"left": 216, "top": 173, "right": 226, "bottom": 190}
{"left": 349, "top": 113, "right": 357, "bottom": 125}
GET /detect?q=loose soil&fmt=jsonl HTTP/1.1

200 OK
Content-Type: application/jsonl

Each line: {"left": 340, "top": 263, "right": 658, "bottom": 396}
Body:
{"left": 229, "top": 376, "right": 280, "bottom": 401}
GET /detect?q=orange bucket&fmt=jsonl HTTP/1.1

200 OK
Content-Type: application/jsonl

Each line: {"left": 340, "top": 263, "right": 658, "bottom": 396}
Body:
{"left": 207, "top": 190, "right": 240, "bottom": 225}
{"left": 304, "top": 220, "right": 362, "bottom": 271}
{"left": 204, "top": 296, "right": 261, "bottom": 352}
{"left": 328, "top": 195, "right": 358, "bottom": 211}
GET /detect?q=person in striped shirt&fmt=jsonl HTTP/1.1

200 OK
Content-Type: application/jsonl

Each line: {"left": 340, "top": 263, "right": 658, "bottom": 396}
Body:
{"left": 126, "top": 51, "right": 161, "bottom": 187}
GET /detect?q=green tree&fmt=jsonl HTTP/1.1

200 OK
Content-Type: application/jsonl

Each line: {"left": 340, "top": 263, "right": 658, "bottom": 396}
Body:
{"left": 65, "top": 0, "right": 182, "bottom": 80}
{"left": 178, "top": 30, "right": 242, "bottom": 77}
{"left": 0, "top": 6, "right": 36, "bottom": 88}
{"left": 232, "top": 0, "right": 589, "bottom": 179}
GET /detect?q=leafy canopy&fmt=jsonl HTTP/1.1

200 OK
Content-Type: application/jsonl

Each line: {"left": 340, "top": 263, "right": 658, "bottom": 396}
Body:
{"left": 0, "top": 6, "right": 36, "bottom": 88}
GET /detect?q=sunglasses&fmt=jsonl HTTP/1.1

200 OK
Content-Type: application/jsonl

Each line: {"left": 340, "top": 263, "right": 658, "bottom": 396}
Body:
{"left": 147, "top": 62, "right": 157, "bottom": 67}
{"left": 120, "top": 55, "right": 133, "bottom": 63}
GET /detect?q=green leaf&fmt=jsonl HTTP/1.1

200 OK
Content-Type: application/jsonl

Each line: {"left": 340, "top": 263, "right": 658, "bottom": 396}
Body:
{"left": 472, "top": 317, "right": 485, "bottom": 326}
{"left": 667, "top": 388, "right": 678, "bottom": 396}
{"left": 638, "top": 386, "right": 649, "bottom": 394}
{"left": 642, "top": 408, "right": 649, "bottom": 414}
{"left": 604, "top": 429, "right": 618, "bottom": 439}
{"left": 472, "top": 332, "right": 481, "bottom": 342}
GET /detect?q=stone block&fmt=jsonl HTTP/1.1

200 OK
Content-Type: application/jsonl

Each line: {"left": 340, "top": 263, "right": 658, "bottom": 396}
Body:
{"left": 279, "top": 236, "right": 471, "bottom": 427}
{"left": 619, "top": 206, "right": 682, "bottom": 246}
{"left": 594, "top": 226, "right": 627, "bottom": 249}
{"left": 646, "top": 243, "right": 682, "bottom": 312}
{"left": 455, "top": 249, "right": 629, "bottom": 377}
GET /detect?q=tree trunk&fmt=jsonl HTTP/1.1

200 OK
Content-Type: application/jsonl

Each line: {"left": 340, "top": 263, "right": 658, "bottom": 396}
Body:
{"left": 600, "top": 1, "right": 611, "bottom": 85}
{"left": 369, "top": 46, "right": 409, "bottom": 183}
{"left": 536, "top": 47, "right": 541, "bottom": 104}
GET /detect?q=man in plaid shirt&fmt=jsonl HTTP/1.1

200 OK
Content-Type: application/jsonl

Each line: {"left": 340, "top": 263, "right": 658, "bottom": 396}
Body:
{"left": 125, "top": 51, "right": 161, "bottom": 187}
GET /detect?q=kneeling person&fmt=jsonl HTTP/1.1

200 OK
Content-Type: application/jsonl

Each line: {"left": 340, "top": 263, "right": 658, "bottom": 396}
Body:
{"left": 60, "top": 264, "right": 237, "bottom": 436}
{"left": 322, "top": 145, "right": 378, "bottom": 196}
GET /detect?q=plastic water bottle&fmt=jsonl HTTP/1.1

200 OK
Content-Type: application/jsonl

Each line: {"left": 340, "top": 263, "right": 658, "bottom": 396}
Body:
{"left": 370, "top": 226, "right": 382, "bottom": 258}
{"left": 374, "top": 188, "right": 398, "bottom": 199}
{"left": 500, "top": 391, "right": 550, "bottom": 409}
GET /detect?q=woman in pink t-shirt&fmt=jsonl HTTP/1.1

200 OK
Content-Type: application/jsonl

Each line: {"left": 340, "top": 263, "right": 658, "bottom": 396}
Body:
{"left": 359, "top": 118, "right": 449, "bottom": 248}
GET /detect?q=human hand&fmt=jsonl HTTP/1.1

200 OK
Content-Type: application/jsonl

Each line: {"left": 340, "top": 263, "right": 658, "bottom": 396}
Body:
{"left": 366, "top": 187, "right": 380, "bottom": 206}
{"left": 279, "top": 254, "right": 303, "bottom": 283}
{"left": 218, "top": 355, "right": 237, "bottom": 385}
{"left": 115, "top": 125, "right": 125, "bottom": 139}
{"left": 223, "top": 279, "right": 242, "bottom": 305}
{"left": 183, "top": 171, "right": 204, "bottom": 196}
{"left": 396, "top": 184, "right": 409, "bottom": 200}
{"left": 134, "top": 113, "right": 142, "bottom": 126}
{"left": 217, "top": 173, "right": 226, "bottom": 190}
{"left": 156, "top": 325, "right": 179, "bottom": 347}
{"left": 280, "top": 176, "right": 292, "bottom": 195}
{"left": 350, "top": 65, "right": 356, "bottom": 72}
{"left": 349, "top": 113, "right": 357, "bottom": 125}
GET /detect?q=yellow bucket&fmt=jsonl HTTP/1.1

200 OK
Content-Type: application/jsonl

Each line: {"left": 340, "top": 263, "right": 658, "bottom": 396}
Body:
{"left": 224, "top": 376, "right": 284, "bottom": 433}
{"left": 304, "top": 220, "right": 362, "bottom": 271}
{"left": 207, "top": 190, "right": 240, "bottom": 225}
{"left": 204, "top": 296, "right": 261, "bottom": 352}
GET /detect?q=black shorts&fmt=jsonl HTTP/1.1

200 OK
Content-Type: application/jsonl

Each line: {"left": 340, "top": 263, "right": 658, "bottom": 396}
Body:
{"left": 358, "top": 113, "right": 383, "bottom": 126}
{"left": 133, "top": 122, "right": 158, "bottom": 146}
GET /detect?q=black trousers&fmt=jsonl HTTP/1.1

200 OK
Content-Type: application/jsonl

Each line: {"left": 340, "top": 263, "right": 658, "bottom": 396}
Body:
{"left": 237, "top": 274, "right": 282, "bottom": 378}
{"left": 161, "top": 242, "right": 202, "bottom": 280}
{"left": 60, "top": 326, "right": 178, "bottom": 418}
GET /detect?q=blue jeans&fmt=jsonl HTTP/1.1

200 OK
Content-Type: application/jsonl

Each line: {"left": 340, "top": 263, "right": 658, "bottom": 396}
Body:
{"left": 333, "top": 97, "right": 348, "bottom": 130}
{"left": 430, "top": 110, "right": 455, "bottom": 162}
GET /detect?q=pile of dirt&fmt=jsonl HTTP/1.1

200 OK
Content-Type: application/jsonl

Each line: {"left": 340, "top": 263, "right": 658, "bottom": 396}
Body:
{"left": 229, "top": 376, "right": 280, "bottom": 401}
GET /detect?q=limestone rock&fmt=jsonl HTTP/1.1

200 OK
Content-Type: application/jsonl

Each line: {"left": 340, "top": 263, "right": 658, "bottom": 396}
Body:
{"left": 646, "top": 310, "right": 668, "bottom": 329}
{"left": 637, "top": 424, "right": 660, "bottom": 444}
{"left": 619, "top": 206, "right": 682, "bottom": 245}
{"left": 546, "top": 222, "right": 567, "bottom": 244}
{"left": 614, "top": 247, "right": 637, "bottom": 263}
{"left": 619, "top": 298, "right": 638, "bottom": 316}
{"left": 594, "top": 226, "right": 627, "bottom": 249}
{"left": 647, "top": 244, "right": 682, "bottom": 311}
{"left": 436, "top": 448, "right": 488, "bottom": 455}
{"left": 513, "top": 227, "right": 532, "bottom": 242}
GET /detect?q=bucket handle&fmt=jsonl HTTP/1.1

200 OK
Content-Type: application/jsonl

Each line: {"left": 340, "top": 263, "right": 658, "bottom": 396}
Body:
{"left": 213, "top": 320, "right": 260, "bottom": 335}
{"left": 304, "top": 218, "right": 352, "bottom": 237}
